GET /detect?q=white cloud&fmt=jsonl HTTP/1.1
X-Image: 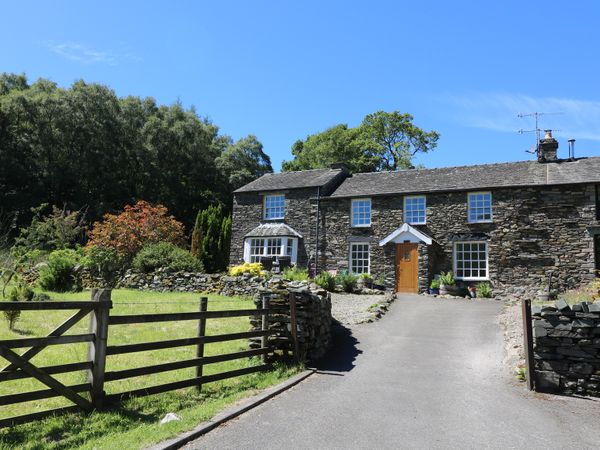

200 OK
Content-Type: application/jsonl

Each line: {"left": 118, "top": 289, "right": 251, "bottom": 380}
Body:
{"left": 445, "top": 92, "right": 600, "bottom": 141}
{"left": 46, "top": 42, "right": 139, "bottom": 66}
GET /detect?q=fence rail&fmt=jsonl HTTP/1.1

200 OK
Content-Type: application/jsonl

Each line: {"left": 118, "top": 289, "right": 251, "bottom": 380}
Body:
{"left": 0, "top": 289, "right": 288, "bottom": 428}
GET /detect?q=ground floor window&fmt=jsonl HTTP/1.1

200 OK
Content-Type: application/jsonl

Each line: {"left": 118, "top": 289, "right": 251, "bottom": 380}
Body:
{"left": 454, "top": 241, "right": 488, "bottom": 280}
{"left": 245, "top": 237, "right": 298, "bottom": 264}
{"left": 349, "top": 242, "right": 370, "bottom": 274}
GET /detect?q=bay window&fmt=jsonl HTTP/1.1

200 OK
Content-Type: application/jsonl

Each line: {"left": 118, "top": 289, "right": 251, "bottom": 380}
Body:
{"left": 244, "top": 237, "right": 298, "bottom": 264}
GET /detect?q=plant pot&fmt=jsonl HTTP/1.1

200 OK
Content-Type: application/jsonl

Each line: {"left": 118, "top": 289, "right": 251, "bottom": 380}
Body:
{"left": 429, "top": 288, "right": 439, "bottom": 295}
{"left": 440, "top": 284, "right": 459, "bottom": 296}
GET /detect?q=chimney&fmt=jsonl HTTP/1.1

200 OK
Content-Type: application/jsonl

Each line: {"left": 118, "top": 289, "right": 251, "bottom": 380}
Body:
{"left": 330, "top": 162, "right": 350, "bottom": 174}
{"left": 538, "top": 130, "right": 558, "bottom": 162}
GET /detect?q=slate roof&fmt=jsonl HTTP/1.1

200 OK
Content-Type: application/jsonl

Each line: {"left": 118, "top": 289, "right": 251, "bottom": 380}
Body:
{"left": 244, "top": 223, "right": 303, "bottom": 238}
{"left": 234, "top": 168, "right": 345, "bottom": 193}
{"left": 328, "top": 157, "right": 600, "bottom": 198}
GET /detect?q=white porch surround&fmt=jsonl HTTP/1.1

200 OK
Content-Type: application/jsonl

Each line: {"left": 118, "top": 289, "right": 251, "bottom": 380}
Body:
{"left": 378, "top": 223, "right": 433, "bottom": 246}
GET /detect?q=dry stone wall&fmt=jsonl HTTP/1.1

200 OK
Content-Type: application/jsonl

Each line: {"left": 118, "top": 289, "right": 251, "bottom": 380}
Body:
{"left": 533, "top": 300, "right": 600, "bottom": 396}
{"left": 250, "top": 278, "right": 332, "bottom": 361}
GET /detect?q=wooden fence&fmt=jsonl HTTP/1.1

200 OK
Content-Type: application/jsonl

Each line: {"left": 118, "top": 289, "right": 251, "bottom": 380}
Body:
{"left": 0, "top": 289, "right": 280, "bottom": 428}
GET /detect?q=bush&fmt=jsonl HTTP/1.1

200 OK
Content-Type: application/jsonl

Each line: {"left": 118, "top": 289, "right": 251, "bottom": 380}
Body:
{"left": 228, "top": 262, "right": 264, "bottom": 277}
{"left": 337, "top": 272, "right": 358, "bottom": 293}
{"left": 83, "top": 246, "right": 127, "bottom": 288}
{"left": 38, "top": 249, "right": 83, "bottom": 292}
{"left": 477, "top": 282, "right": 492, "bottom": 298}
{"left": 87, "top": 201, "right": 185, "bottom": 260}
{"left": 430, "top": 278, "right": 440, "bottom": 289}
{"left": 439, "top": 271, "right": 455, "bottom": 286}
{"left": 191, "top": 204, "right": 231, "bottom": 273}
{"left": 132, "top": 242, "right": 202, "bottom": 273}
{"left": 13, "top": 204, "right": 84, "bottom": 253}
{"left": 315, "top": 271, "right": 336, "bottom": 291}
{"left": 3, "top": 281, "right": 34, "bottom": 330}
{"left": 282, "top": 266, "right": 308, "bottom": 281}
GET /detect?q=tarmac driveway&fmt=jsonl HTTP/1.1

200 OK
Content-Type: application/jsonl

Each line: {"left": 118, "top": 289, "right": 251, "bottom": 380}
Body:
{"left": 185, "top": 295, "right": 600, "bottom": 449}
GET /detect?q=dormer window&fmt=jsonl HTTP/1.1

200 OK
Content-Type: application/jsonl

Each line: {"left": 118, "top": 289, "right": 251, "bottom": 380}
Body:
{"left": 264, "top": 194, "right": 285, "bottom": 220}
{"left": 351, "top": 198, "right": 371, "bottom": 227}
{"left": 468, "top": 192, "right": 492, "bottom": 223}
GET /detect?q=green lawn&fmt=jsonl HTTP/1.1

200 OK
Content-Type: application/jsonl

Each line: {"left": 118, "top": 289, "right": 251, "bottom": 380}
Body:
{"left": 0, "top": 289, "right": 300, "bottom": 449}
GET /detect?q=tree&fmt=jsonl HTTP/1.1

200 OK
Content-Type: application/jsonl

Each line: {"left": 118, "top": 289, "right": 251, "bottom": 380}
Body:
{"left": 191, "top": 204, "right": 231, "bottom": 273}
{"left": 359, "top": 111, "right": 440, "bottom": 171}
{"left": 87, "top": 200, "right": 185, "bottom": 260}
{"left": 216, "top": 135, "right": 273, "bottom": 191}
{"left": 282, "top": 111, "right": 439, "bottom": 172}
{"left": 0, "top": 73, "right": 264, "bottom": 231}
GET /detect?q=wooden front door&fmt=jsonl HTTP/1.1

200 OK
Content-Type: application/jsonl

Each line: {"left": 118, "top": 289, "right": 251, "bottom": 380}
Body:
{"left": 396, "top": 243, "right": 419, "bottom": 293}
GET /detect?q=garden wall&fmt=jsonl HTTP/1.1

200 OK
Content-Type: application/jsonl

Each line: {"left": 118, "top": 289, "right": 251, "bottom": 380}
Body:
{"left": 250, "top": 278, "right": 332, "bottom": 361}
{"left": 533, "top": 301, "right": 600, "bottom": 397}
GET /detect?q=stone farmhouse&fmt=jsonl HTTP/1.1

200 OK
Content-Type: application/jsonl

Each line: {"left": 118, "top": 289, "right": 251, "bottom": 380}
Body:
{"left": 230, "top": 132, "right": 600, "bottom": 298}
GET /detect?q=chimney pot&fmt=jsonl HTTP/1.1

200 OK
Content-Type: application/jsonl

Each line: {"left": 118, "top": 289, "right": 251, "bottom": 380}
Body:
{"left": 538, "top": 130, "right": 559, "bottom": 163}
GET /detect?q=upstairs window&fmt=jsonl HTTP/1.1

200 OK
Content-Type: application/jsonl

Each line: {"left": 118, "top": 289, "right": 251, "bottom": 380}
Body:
{"left": 454, "top": 241, "right": 488, "bottom": 280}
{"left": 264, "top": 194, "right": 285, "bottom": 220}
{"left": 349, "top": 242, "right": 370, "bottom": 274}
{"left": 351, "top": 198, "right": 371, "bottom": 227}
{"left": 468, "top": 192, "right": 492, "bottom": 223}
{"left": 404, "top": 196, "right": 426, "bottom": 224}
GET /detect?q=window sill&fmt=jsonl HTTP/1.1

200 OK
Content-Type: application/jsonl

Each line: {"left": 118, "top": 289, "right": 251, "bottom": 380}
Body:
{"left": 467, "top": 220, "right": 493, "bottom": 224}
{"left": 455, "top": 277, "right": 490, "bottom": 281}
{"left": 351, "top": 224, "right": 372, "bottom": 228}
{"left": 406, "top": 221, "right": 426, "bottom": 226}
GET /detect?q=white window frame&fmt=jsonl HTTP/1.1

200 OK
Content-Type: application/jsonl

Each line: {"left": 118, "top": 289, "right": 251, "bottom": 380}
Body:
{"left": 263, "top": 194, "right": 285, "bottom": 220}
{"left": 244, "top": 237, "right": 298, "bottom": 264}
{"left": 467, "top": 191, "right": 493, "bottom": 223}
{"left": 351, "top": 198, "right": 372, "bottom": 228}
{"left": 349, "top": 242, "right": 370, "bottom": 274}
{"left": 404, "top": 195, "right": 427, "bottom": 225}
{"left": 453, "top": 241, "right": 489, "bottom": 281}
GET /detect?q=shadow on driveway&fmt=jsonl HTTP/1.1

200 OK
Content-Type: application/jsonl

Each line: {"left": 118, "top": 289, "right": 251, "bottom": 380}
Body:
{"left": 313, "top": 321, "right": 362, "bottom": 374}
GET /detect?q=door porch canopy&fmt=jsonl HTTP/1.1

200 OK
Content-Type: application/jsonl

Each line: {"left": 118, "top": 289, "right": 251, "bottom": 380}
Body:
{"left": 378, "top": 223, "right": 433, "bottom": 246}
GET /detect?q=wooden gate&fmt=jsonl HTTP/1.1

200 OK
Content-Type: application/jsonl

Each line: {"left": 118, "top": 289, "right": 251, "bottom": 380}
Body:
{"left": 395, "top": 243, "right": 419, "bottom": 293}
{"left": 0, "top": 290, "right": 281, "bottom": 428}
{"left": 0, "top": 291, "right": 111, "bottom": 427}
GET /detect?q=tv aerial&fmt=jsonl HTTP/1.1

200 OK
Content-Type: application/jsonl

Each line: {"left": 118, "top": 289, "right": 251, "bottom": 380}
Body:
{"left": 517, "top": 112, "right": 563, "bottom": 155}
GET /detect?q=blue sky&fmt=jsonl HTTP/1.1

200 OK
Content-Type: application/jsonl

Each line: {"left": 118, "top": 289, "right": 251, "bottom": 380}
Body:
{"left": 2, "top": 1, "right": 599, "bottom": 171}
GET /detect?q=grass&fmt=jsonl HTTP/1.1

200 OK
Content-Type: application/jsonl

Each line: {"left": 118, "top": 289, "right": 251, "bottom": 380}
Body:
{"left": 0, "top": 289, "right": 301, "bottom": 449}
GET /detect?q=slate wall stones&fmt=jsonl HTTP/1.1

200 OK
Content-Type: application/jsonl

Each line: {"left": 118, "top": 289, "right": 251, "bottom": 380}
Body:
{"left": 250, "top": 278, "right": 333, "bottom": 361}
{"left": 318, "top": 184, "right": 597, "bottom": 298}
{"left": 532, "top": 301, "right": 600, "bottom": 396}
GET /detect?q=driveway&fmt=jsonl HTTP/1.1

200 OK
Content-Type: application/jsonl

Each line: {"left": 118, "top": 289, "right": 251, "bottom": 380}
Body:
{"left": 184, "top": 295, "right": 600, "bottom": 449}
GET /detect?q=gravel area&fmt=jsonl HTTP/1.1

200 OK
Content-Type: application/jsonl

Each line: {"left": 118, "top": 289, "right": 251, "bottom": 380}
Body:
{"left": 330, "top": 292, "right": 393, "bottom": 325}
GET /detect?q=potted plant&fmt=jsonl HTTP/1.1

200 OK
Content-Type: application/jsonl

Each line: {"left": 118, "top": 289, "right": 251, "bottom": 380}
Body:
{"left": 439, "top": 271, "right": 457, "bottom": 296}
{"left": 476, "top": 281, "right": 492, "bottom": 298}
{"left": 429, "top": 278, "right": 440, "bottom": 295}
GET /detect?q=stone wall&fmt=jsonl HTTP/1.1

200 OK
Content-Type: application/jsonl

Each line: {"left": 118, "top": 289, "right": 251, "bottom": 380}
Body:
{"left": 532, "top": 300, "right": 600, "bottom": 396}
{"left": 112, "top": 269, "right": 265, "bottom": 298}
{"left": 250, "top": 278, "right": 332, "bottom": 361}
{"left": 318, "top": 184, "right": 598, "bottom": 299}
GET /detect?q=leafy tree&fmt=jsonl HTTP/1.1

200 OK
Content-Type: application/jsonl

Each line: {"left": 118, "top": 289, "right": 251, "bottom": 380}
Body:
{"left": 359, "top": 111, "right": 440, "bottom": 171}
{"left": 282, "top": 111, "right": 439, "bottom": 172}
{"left": 216, "top": 135, "right": 273, "bottom": 191}
{"left": 191, "top": 204, "right": 231, "bottom": 273}
{"left": 0, "top": 73, "right": 269, "bottom": 231}
{"left": 87, "top": 200, "right": 185, "bottom": 260}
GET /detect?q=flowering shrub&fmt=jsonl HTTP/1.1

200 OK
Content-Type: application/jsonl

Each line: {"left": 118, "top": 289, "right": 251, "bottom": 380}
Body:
{"left": 87, "top": 201, "right": 185, "bottom": 260}
{"left": 228, "top": 262, "right": 265, "bottom": 277}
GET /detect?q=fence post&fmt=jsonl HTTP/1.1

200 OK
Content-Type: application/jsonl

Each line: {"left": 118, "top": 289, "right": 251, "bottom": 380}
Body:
{"left": 88, "top": 289, "right": 111, "bottom": 409}
{"left": 196, "top": 297, "right": 208, "bottom": 392}
{"left": 289, "top": 293, "right": 299, "bottom": 363}
{"left": 521, "top": 299, "right": 535, "bottom": 391}
{"left": 261, "top": 295, "right": 270, "bottom": 363}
